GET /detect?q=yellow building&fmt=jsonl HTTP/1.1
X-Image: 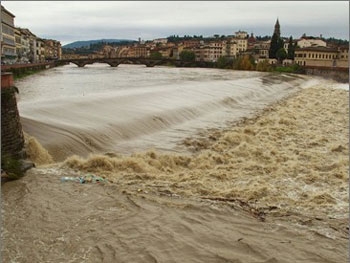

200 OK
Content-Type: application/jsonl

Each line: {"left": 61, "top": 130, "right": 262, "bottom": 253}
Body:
{"left": 133, "top": 45, "right": 149, "bottom": 58}
{"left": 222, "top": 40, "right": 237, "bottom": 58}
{"left": 44, "top": 39, "right": 62, "bottom": 60}
{"left": 294, "top": 46, "right": 347, "bottom": 68}
{"left": 194, "top": 42, "right": 223, "bottom": 62}
{"left": 1, "top": 5, "right": 16, "bottom": 62}
{"left": 337, "top": 46, "right": 349, "bottom": 68}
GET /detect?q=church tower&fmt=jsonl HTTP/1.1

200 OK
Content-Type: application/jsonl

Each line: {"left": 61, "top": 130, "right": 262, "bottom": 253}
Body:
{"left": 274, "top": 18, "right": 281, "bottom": 38}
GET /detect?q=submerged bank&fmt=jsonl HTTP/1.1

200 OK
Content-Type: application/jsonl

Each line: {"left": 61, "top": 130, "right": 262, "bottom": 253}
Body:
{"left": 2, "top": 81, "right": 348, "bottom": 262}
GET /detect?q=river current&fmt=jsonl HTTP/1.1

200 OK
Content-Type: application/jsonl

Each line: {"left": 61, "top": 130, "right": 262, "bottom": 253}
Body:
{"left": 16, "top": 63, "right": 310, "bottom": 161}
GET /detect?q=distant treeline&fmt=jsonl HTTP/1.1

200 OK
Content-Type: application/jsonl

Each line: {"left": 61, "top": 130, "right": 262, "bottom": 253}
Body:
{"left": 323, "top": 37, "right": 349, "bottom": 46}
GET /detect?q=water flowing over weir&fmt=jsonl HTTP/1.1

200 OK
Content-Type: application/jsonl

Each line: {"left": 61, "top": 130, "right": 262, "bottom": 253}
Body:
{"left": 16, "top": 64, "right": 310, "bottom": 161}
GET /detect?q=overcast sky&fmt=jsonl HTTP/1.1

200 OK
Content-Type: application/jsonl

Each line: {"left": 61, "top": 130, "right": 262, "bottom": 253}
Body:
{"left": 3, "top": 1, "right": 349, "bottom": 45}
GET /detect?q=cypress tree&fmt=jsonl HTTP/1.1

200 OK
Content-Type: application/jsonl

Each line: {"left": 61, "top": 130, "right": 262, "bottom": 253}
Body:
{"left": 269, "top": 33, "right": 279, "bottom": 58}
{"left": 287, "top": 36, "right": 295, "bottom": 59}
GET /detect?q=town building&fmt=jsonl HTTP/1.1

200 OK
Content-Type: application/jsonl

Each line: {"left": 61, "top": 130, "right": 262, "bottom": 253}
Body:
{"left": 2, "top": 5, "right": 63, "bottom": 64}
{"left": 14, "top": 28, "right": 21, "bottom": 58}
{"left": 221, "top": 31, "right": 249, "bottom": 59}
{"left": 115, "top": 46, "right": 130, "bottom": 57}
{"left": 182, "top": 40, "right": 201, "bottom": 49}
{"left": 337, "top": 46, "right": 349, "bottom": 68}
{"left": 43, "top": 39, "right": 62, "bottom": 60}
{"left": 222, "top": 40, "right": 238, "bottom": 58}
{"left": 195, "top": 41, "right": 223, "bottom": 62}
{"left": 255, "top": 40, "right": 270, "bottom": 59}
{"left": 294, "top": 46, "right": 339, "bottom": 67}
{"left": 297, "top": 35, "right": 327, "bottom": 48}
{"left": 102, "top": 45, "right": 118, "bottom": 58}
{"left": 1, "top": 5, "right": 17, "bottom": 63}
{"left": 18, "top": 28, "right": 32, "bottom": 62}
{"left": 153, "top": 38, "right": 168, "bottom": 45}
{"left": 247, "top": 33, "right": 257, "bottom": 49}
{"left": 235, "top": 30, "right": 249, "bottom": 39}
{"left": 130, "top": 45, "right": 149, "bottom": 58}
{"left": 34, "top": 38, "right": 45, "bottom": 62}
{"left": 233, "top": 30, "right": 248, "bottom": 54}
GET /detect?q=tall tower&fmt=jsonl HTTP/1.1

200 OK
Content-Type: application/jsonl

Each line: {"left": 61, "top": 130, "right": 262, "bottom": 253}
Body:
{"left": 274, "top": 18, "right": 281, "bottom": 38}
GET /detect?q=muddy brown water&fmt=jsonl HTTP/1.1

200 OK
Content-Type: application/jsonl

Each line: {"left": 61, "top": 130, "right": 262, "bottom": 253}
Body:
{"left": 1, "top": 168, "right": 347, "bottom": 263}
{"left": 2, "top": 65, "right": 348, "bottom": 262}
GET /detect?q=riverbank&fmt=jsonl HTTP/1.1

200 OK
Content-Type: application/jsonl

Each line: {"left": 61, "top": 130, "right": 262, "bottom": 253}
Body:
{"left": 1, "top": 61, "right": 68, "bottom": 80}
{"left": 2, "top": 81, "right": 348, "bottom": 262}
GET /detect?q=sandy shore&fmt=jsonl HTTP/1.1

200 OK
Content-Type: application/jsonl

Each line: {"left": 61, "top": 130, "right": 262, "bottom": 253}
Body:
{"left": 2, "top": 83, "right": 349, "bottom": 262}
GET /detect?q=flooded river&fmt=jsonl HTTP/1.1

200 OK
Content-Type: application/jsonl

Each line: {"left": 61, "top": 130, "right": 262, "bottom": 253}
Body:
{"left": 2, "top": 64, "right": 348, "bottom": 262}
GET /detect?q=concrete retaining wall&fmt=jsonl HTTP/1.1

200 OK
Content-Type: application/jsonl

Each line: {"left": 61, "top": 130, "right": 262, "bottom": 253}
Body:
{"left": 304, "top": 66, "right": 349, "bottom": 83}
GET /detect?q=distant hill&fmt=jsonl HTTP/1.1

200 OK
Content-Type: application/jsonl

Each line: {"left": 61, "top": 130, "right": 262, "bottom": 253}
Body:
{"left": 62, "top": 39, "right": 135, "bottom": 49}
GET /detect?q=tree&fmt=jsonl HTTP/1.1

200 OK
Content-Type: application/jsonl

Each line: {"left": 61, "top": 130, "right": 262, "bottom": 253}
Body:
{"left": 276, "top": 48, "right": 287, "bottom": 63}
{"left": 269, "top": 33, "right": 284, "bottom": 59}
{"left": 217, "top": 56, "right": 233, "bottom": 69}
{"left": 256, "top": 59, "right": 272, "bottom": 72}
{"left": 150, "top": 51, "right": 162, "bottom": 59}
{"left": 256, "top": 35, "right": 271, "bottom": 41}
{"left": 287, "top": 36, "right": 296, "bottom": 59}
{"left": 179, "top": 50, "right": 195, "bottom": 61}
{"left": 233, "top": 55, "right": 255, "bottom": 70}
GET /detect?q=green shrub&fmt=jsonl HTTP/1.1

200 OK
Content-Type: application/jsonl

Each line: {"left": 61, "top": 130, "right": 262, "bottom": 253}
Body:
{"left": 233, "top": 55, "right": 255, "bottom": 70}
{"left": 1, "top": 155, "right": 23, "bottom": 179}
{"left": 256, "top": 60, "right": 273, "bottom": 72}
{"left": 274, "top": 64, "right": 305, "bottom": 73}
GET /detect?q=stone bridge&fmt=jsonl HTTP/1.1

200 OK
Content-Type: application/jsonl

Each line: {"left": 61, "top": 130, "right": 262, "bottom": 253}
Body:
{"left": 56, "top": 57, "right": 194, "bottom": 68}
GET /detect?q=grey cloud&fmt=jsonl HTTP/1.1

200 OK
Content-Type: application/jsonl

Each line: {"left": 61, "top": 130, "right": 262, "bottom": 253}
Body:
{"left": 3, "top": 1, "right": 348, "bottom": 45}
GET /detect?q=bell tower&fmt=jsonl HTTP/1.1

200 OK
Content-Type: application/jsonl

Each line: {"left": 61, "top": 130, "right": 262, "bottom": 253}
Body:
{"left": 274, "top": 18, "right": 281, "bottom": 38}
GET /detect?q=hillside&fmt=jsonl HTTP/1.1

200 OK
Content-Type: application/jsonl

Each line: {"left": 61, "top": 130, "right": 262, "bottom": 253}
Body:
{"left": 63, "top": 39, "right": 135, "bottom": 49}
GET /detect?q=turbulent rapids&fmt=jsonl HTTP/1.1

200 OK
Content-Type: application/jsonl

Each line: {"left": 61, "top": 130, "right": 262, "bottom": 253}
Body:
{"left": 18, "top": 64, "right": 307, "bottom": 161}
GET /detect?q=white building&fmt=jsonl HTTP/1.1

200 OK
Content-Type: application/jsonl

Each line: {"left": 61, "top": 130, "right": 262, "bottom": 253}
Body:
{"left": 153, "top": 38, "right": 168, "bottom": 45}
{"left": 297, "top": 37, "right": 327, "bottom": 48}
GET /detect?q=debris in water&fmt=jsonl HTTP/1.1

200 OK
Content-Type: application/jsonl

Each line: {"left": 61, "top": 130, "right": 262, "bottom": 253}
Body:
{"left": 60, "top": 174, "right": 107, "bottom": 184}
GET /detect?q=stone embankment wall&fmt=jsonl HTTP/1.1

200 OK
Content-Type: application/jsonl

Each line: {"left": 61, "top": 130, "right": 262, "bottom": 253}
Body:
{"left": 1, "top": 73, "right": 25, "bottom": 159}
{"left": 304, "top": 66, "right": 349, "bottom": 83}
{"left": 1, "top": 61, "right": 68, "bottom": 77}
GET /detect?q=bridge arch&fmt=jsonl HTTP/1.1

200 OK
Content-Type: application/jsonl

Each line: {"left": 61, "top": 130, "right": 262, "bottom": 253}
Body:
{"left": 58, "top": 57, "right": 184, "bottom": 68}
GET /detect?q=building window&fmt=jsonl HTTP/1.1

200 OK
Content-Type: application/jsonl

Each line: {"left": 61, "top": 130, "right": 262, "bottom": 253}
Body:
{"left": 2, "top": 24, "right": 14, "bottom": 35}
